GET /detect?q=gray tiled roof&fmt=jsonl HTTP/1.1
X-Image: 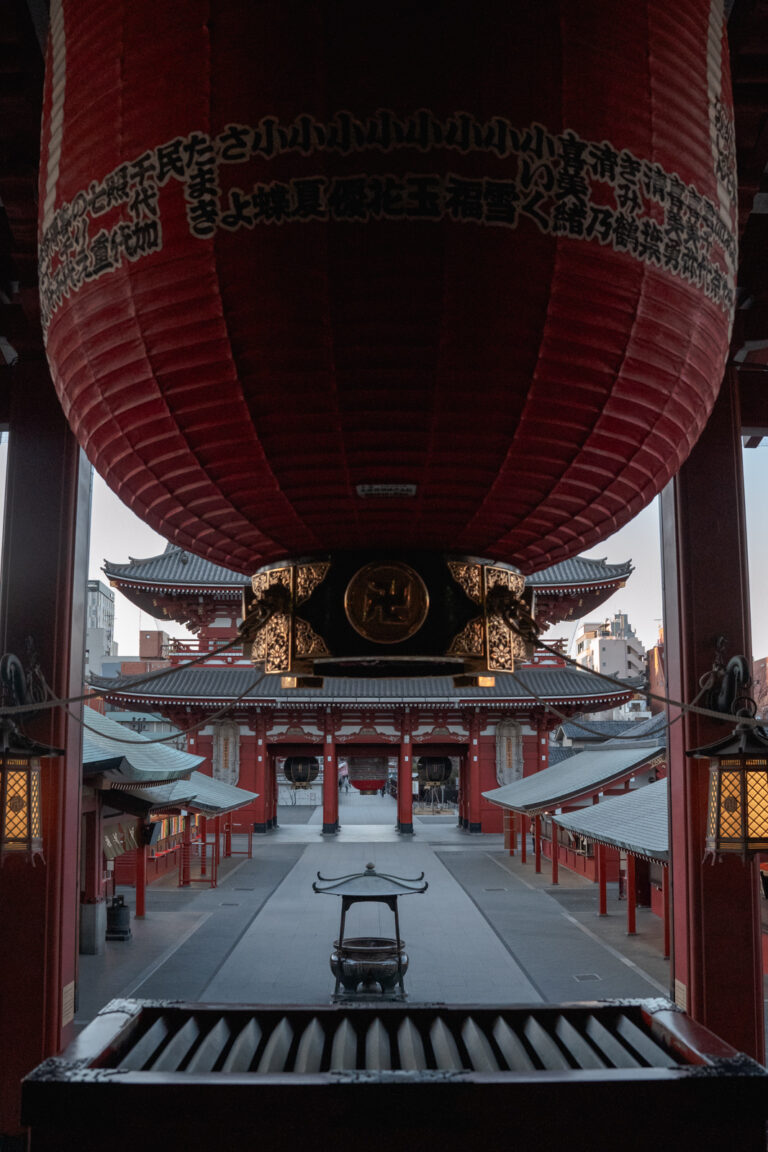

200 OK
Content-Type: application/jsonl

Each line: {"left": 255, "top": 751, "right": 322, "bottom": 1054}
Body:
{"left": 604, "top": 711, "right": 667, "bottom": 744}
{"left": 81, "top": 705, "right": 203, "bottom": 782}
{"left": 526, "top": 556, "right": 632, "bottom": 587}
{"left": 554, "top": 779, "right": 668, "bottom": 861}
{"left": 103, "top": 544, "right": 247, "bottom": 588}
{"left": 482, "top": 746, "right": 664, "bottom": 813}
{"left": 558, "top": 719, "right": 636, "bottom": 740}
{"left": 113, "top": 770, "right": 259, "bottom": 816}
{"left": 104, "top": 546, "right": 630, "bottom": 592}
{"left": 88, "top": 665, "right": 634, "bottom": 705}
{"left": 548, "top": 745, "right": 577, "bottom": 766}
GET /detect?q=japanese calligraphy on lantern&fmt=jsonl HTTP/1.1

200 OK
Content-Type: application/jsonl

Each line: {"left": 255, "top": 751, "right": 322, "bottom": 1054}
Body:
{"left": 38, "top": 108, "right": 736, "bottom": 332}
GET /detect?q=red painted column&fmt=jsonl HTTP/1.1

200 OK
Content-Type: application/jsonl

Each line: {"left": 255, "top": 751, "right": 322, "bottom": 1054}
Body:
{"left": 200, "top": 815, "right": 208, "bottom": 875}
{"left": 224, "top": 818, "right": 232, "bottom": 858}
{"left": 520, "top": 815, "right": 527, "bottom": 864}
{"left": 323, "top": 712, "right": 339, "bottom": 834}
{"left": 597, "top": 842, "right": 607, "bottom": 915}
{"left": 397, "top": 709, "right": 414, "bottom": 834}
{"left": 135, "top": 843, "right": 147, "bottom": 918}
{"left": 468, "top": 712, "right": 482, "bottom": 832}
{"left": 534, "top": 815, "right": 542, "bottom": 873}
{"left": 509, "top": 811, "right": 517, "bottom": 856}
{"left": 214, "top": 816, "right": 222, "bottom": 872}
{"left": 626, "top": 853, "right": 637, "bottom": 935}
{"left": 0, "top": 364, "right": 90, "bottom": 1138}
{"left": 661, "top": 371, "right": 763, "bottom": 1061}
{"left": 251, "top": 717, "right": 269, "bottom": 832}
{"left": 551, "top": 828, "right": 559, "bottom": 884}
{"left": 179, "top": 815, "right": 192, "bottom": 886}
{"left": 662, "top": 866, "right": 671, "bottom": 960}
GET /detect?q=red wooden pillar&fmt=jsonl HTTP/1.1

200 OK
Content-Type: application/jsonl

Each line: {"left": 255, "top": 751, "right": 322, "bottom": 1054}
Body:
{"left": 0, "top": 364, "right": 90, "bottom": 1138}
{"left": 551, "top": 827, "right": 559, "bottom": 884}
{"left": 626, "top": 853, "right": 637, "bottom": 935}
{"left": 520, "top": 815, "right": 527, "bottom": 864}
{"left": 509, "top": 810, "right": 517, "bottom": 856}
{"left": 135, "top": 842, "right": 147, "bottom": 918}
{"left": 214, "top": 816, "right": 222, "bottom": 872}
{"left": 224, "top": 818, "right": 232, "bottom": 857}
{"left": 597, "top": 842, "right": 607, "bottom": 916}
{"left": 661, "top": 371, "right": 763, "bottom": 1061}
{"left": 503, "top": 810, "right": 511, "bottom": 851}
{"left": 662, "top": 866, "right": 671, "bottom": 960}
{"left": 179, "top": 815, "right": 192, "bottom": 886}
{"left": 468, "top": 711, "right": 482, "bottom": 832}
{"left": 251, "top": 717, "right": 269, "bottom": 832}
{"left": 200, "top": 815, "right": 207, "bottom": 875}
{"left": 323, "top": 713, "right": 339, "bottom": 834}
{"left": 397, "top": 709, "right": 414, "bottom": 834}
{"left": 534, "top": 815, "right": 542, "bottom": 873}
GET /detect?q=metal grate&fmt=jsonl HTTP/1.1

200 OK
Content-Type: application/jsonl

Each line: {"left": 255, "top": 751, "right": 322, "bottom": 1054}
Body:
{"left": 107, "top": 1004, "right": 681, "bottom": 1075}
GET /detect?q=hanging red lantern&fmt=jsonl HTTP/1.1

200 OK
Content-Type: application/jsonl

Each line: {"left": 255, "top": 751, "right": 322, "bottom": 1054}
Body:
{"left": 39, "top": 0, "right": 736, "bottom": 577}
{"left": 38, "top": 2, "right": 736, "bottom": 676}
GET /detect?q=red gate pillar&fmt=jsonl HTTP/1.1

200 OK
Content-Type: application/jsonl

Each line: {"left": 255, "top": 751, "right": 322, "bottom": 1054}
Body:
{"left": 200, "top": 815, "right": 208, "bottom": 875}
{"left": 520, "top": 815, "right": 528, "bottom": 864}
{"left": 534, "top": 815, "right": 542, "bottom": 873}
{"left": 397, "top": 710, "right": 414, "bottom": 834}
{"left": 179, "top": 815, "right": 192, "bottom": 887}
{"left": 251, "top": 717, "right": 269, "bottom": 832}
{"left": 468, "top": 712, "right": 482, "bottom": 832}
{"left": 626, "top": 853, "right": 636, "bottom": 936}
{"left": 597, "top": 842, "right": 607, "bottom": 916}
{"left": 661, "top": 371, "right": 764, "bottom": 1061}
{"left": 551, "top": 827, "right": 559, "bottom": 884}
{"left": 0, "top": 365, "right": 90, "bottom": 1139}
{"left": 135, "top": 842, "right": 147, "bottom": 918}
{"left": 323, "top": 713, "right": 339, "bottom": 834}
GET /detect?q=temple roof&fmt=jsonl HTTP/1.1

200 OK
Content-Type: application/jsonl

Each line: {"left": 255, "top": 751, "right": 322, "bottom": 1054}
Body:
{"left": 526, "top": 556, "right": 633, "bottom": 589}
{"left": 554, "top": 779, "right": 668, "bottom": 862}
{"left": 482, "top": 745, "right": 664, "bottom": 814}
{"left": 81, "top": 705, "right": 203, "bottom": 784}
{"left": 108, "top": 771, "right": 259, "bottom": 817}
{"left": 103, "top": 543, "right": 247, "bottom": 589}
{"left": 103, "top": 546, "right": 632, "bottom": 593}
{"left": 88, "top": 664, "right": 634, "bottom": 707}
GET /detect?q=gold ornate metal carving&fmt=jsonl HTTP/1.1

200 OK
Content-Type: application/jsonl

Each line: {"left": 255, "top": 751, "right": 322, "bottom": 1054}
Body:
{"left": 447, "top": 560, "right": 483, "bottom": 604}
{"left": 250, "top": 568, "right": 293, "bottom": 673}
{"left": 294, "top": 616, "right": 331, "bottom": 660}
{"left": 484, "top": 566, "right": 532, "bottom": 671}
{"left": 295, "top": 562, "right": 330, "bottom": 605}
{"left": 447, "top": 617, "right": 484, "bottom": 659}
{"left": 344, "top": 561, "right": 428, "bottom": 644}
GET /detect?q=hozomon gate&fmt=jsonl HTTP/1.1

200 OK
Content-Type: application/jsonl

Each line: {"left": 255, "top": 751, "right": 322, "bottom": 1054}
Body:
{"left": 2, "top": 0, "right": 768, "bottom": 1145}
{"left": 95, "top": 546, "right": 636, "bottom": 835}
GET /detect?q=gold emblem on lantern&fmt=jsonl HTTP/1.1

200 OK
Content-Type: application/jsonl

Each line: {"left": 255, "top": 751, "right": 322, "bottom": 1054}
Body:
{"left": 344, "top": 562, "right": 428, "bottom": 644}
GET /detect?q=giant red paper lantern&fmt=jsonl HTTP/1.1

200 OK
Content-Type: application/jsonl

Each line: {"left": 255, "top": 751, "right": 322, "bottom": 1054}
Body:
{"left": 39, "top": 0, "right": 736, "bottom": 578}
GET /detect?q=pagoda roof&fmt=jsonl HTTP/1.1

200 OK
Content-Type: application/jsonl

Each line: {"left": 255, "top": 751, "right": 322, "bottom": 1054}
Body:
{"left": 81, "top": 705, "right": 203, "bottom": 784}
{"left": 103, "top": 543, "right": 247, "bottom": 590}
{"left": 526, "top": 556, "right": 633, "bottom": 589}
{"left": 482, "top": 745, "right": 665, "bottom": 815}
{"left": 103, "top": 546, "right": 631, "bottom": 594}
{"left": 554, "top": 779, "right": 668, "bottom": 863}
{"left": 88, "top": 664, "right": 633, "bottom": 709}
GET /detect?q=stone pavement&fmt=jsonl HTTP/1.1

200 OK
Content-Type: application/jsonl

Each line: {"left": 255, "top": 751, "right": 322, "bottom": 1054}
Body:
{"left": 76, "top": 790, "right": 682, "bottom": 1030}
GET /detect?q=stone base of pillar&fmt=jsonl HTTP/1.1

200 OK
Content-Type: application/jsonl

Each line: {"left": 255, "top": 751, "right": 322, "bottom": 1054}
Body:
{"left": 469, "top": 822, "right": 482, "bottom": 833}
{"left": 79, "top": 901, "right": 107, "bottom": 955}
{"left": 398, "top": 822, "right": 414, "bottom": 834}
{"left": 253, "top": 822, "right": 269, "bottom": 833}
{"left": 322, "top": 822, "right": 339, "bottom": 834}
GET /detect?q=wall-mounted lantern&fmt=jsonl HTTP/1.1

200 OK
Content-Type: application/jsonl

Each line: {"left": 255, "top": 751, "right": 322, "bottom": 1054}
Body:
{"left": 0, "top": 720, "right": 62, "bottom": 864}
{"left": 688, "top": 708, "right": 768, "bottom": 859}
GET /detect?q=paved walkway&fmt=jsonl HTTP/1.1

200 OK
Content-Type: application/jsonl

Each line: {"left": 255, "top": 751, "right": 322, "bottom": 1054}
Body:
{"left": 76, "top": 791, "right": 680, "bottom": 1030}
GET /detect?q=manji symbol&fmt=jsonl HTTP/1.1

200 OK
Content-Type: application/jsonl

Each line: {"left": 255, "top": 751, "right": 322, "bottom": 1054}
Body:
{"left": 344, "top": 562, "right": 429, "bottom": 645}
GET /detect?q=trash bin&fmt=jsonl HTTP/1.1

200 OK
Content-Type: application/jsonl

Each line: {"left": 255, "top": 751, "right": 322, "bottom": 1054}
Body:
{"left": 105, "top": 895, "right": 132, "bottom": 941}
